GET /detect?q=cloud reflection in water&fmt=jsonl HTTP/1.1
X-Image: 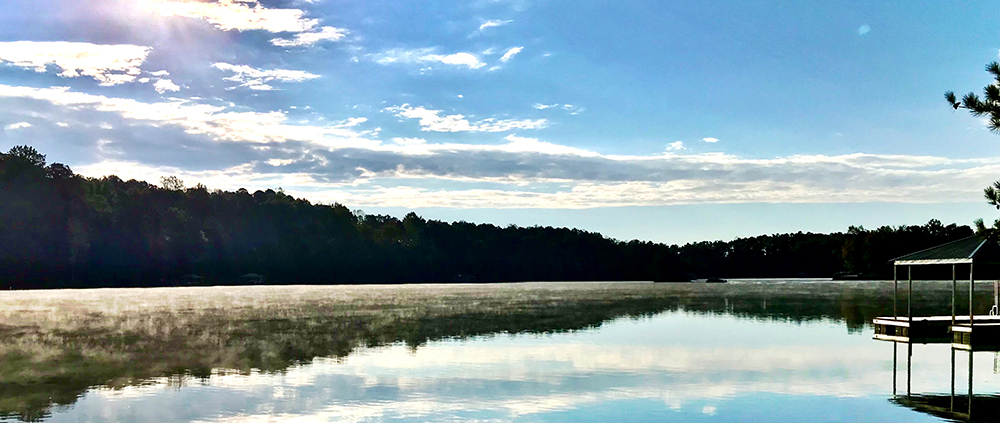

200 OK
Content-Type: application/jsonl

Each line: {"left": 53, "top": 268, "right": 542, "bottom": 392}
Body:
{"left": 34, "top": 311, "right": 998, "bottom": 422}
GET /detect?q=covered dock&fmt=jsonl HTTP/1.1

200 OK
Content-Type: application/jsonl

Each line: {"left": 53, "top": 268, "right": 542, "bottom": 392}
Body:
{"left": 872, "top": 235, "right": 1000, "bottom": 350}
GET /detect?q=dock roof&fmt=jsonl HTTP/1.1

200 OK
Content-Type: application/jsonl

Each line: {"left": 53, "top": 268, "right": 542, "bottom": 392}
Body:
{"left": 892, "top": 235, "right": 1000, "bottom": 265}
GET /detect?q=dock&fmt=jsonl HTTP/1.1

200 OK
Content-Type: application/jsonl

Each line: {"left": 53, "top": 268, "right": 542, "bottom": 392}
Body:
{"left": 871, "top": 235, "right": 1000, "bottom": 351}
{"left": 873, "top": 315, "right": 1000, "bottom": 343}
{"left": 951, "top": 323, "right": 1000, "bottom": 351}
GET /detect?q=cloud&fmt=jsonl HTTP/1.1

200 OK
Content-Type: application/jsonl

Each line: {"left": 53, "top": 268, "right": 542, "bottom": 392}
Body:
{"left": 393, "top": 137, "right": 427, "bottom": 146}
{"left": 149, "top": 0, "right": 317, "bottom": 32}
{"left": 665, "top": 141, "right": 685, "bottom": 151}
{"left": 470, "top": 19, "right": 513, "bottom": 37}
{"left": 4, "top": 122, "right": 31, "bottom": 130}
{"left": 702, "top": 137, "right": 718, "bottom": 143}
{"left": 385, "top": 104, "right": 547, "bottom": 132}
{"left": 0, "top": 84, "right": 376, "bottom": 148}
{"left": 420, "top": 53, "right": 485, "bottom": 69}
{"left": 858, "top": 24, "right": 870, "bottom": 35}
{"left": 3, "top": 83, "right": 997, "bottom": 210}
{"left": 271, "top": 26, "right": 348, "bottom": 47}
{"left": 499, "top": 46, "right": 523, "bottom": 62}
{"left": 153, "top": 79, "right": 180, "bottom": 93}
{"left": 337, "top": 117, "right": 367, "bottom": 127}
{"left": 148, "top": 0, "right": 347, "bottom": 46}
{"left": 534, "top": 103, "right": 584, "bottom": 115}
{"left": 212, "top": 63, "right": 320, "bottom": 90}
{"left": 479, "top": 19, "right": 513, "bottom": 31}
{"left": 370, "top": 48, "right": 486, "bottom": 70}
{"left": 0, "top": 41, "right": 151, "bottom": 86}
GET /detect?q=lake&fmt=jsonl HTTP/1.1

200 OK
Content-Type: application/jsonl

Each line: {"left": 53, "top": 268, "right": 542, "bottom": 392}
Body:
{"left": 1, "top": 280, "right": 998, "bottom": 422}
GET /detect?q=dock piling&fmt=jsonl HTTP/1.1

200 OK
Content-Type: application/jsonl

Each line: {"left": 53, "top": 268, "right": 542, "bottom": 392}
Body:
{"left": 908, "top": 266, "right": 912, "bottom": 325}
{"left": 951, "top": 264, "right": 956, "bottom": 326}
{"left": 970, "top": 263, "right": 974, "bottom": 328}
{"left": 906, "top": 342, "right": 912, "bottom": 397}
{"left": 949, "top": 348, "right": 955, "bottom": 411}
{"left": 893, "top": 265, "right": 898, "bottom": 319}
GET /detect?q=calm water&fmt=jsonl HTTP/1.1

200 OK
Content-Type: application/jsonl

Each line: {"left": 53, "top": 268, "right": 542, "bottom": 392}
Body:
{"left": 2, "top": 281, "right": 999, "bottom": 422}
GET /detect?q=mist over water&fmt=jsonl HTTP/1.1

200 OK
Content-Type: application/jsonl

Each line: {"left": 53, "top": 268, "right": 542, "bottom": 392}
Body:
{"left": 1, "top": 281, "right": 998, "bottom": 422}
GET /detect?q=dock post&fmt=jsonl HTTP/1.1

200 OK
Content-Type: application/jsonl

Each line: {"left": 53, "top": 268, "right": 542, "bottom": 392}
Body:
{"left": 970, "top": 263, "right": 974, "bottom": 329}
{"left": 906, "top": 342, "right": 912, "bottom": 398}
{"left": 968, "top": 349, "right": 973, "bottom": 418}
{"left": 893, "top": 264, "right": 898, "bottom": 319}
{"left": 907, "top": 266, "right": 912, "bottom": 326}
{"left": 952, "top": 264, "right": 956, "bottom": 326}
{"left": 892, "top": 342, "right": 897, "bottom": 396}
{"left": 950, "top": 348, "right": 955, "bottom": 412}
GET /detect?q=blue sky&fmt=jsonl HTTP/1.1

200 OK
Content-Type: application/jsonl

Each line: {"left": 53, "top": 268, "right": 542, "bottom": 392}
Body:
{"left": 1, "top": 0, "right": 999, "bottom": 244}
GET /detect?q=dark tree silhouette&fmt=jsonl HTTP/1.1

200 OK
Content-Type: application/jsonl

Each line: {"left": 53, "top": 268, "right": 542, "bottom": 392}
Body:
{"left": 946, "top": 61, "right": 1000, "bottom": 236}
{"left": 0, "top": 145, "right": 977, "bottom": 289}
{"left": 945, "top": 62, "right": 1000, "bottom": 132}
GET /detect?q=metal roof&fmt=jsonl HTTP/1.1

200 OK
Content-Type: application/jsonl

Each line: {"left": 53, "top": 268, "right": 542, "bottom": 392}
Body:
{"left": 892, "top": 235, "right": 1000, "bottom": 265}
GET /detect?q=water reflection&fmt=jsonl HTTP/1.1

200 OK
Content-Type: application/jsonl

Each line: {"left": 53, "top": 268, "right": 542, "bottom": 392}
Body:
{"left": 1, "top": 281, "right": 998, "bottom": 422}
{"left": 0, "top": 312, "right": 957, "bottom": 422}
{"left": 888, "top": 342, "right": 1000, "bottom": 422}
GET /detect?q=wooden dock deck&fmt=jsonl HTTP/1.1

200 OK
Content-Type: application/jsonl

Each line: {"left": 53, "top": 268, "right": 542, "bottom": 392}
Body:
{"left": 951, "top": 323, "right": 1000, "bottom": 351}
{"left": 873, "top": 315, "right": 1000, "bottom": 344}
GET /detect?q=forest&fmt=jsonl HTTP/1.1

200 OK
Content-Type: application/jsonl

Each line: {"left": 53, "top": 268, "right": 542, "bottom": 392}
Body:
{"left": 0, "top": 145, "right": 978, "bottom": 289}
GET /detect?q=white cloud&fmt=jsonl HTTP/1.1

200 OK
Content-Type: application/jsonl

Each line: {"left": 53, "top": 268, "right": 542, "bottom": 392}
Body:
{"left": 665, "top": 141, "right": 685, "bottom": 151}
{"left": 153, "top": 79, "right": 181, "bottom": 93}
{"left": 4, "top": 83, "right": 997, "bottom": 210}
{"left": 702, "top": 137, "right": 719, "bottom": 143}
{"left": 470, "top": 19, "right": 513, "bottom": 37}
{"left": 150, "top": 70, "right": 170, "bottom": 77}
{"left": 336, "top": 117, "right": 367, "bottom": 127}
{"left": 212, "top": 63, "right": 319, "bottom": 90}
{"left": 148, "top": 0, "right": 347, "bottom": 46}
{"left": 271, "top": 26, "right": 348, "bottom": 47}
{"left": 858, "top": 24, "right": 870, "bottom": 35}
{"left": 0, "top": 41, "right": 151, "bottom": 86}
{"left": 385, "top": 104, "right": 547, "bottom": 132}
{"left": 0, "top": 84, "right": 377, "bottom": 148}
{"left": 393, "top": 137, "right": 427, "bottom": 146}
{"left": 500, "top": 134, "right": 595, "bottom": 156}
{"left": 4, "top": 122, "right": 31, "bottom": 130}
{"left": 499, "top": 46, "right": 523, "bottom": 62}
{"left": 421, "top": 53, "right": 485, "bottom": 69}
{"left": 534, "top": 103, "right": 585, "bottom": 115}
{"left": 479, "top": 19, "right": 512, "bottom": 31}
{"left": 149, "top": 0, "right": 316, "bottom": 32}
{"left": 370, "top": 49, "right": 486, "bottom": 70}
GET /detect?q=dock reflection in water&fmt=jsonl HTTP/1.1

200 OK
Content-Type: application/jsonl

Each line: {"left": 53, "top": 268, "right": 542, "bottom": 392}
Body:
{"left": 887, "top": 341, "right": 1000, "bottom": 422}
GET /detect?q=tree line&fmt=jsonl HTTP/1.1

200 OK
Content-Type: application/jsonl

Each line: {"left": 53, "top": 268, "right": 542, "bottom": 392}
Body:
{"left": 0, "top": 145, "right": 977, "bottom": 289}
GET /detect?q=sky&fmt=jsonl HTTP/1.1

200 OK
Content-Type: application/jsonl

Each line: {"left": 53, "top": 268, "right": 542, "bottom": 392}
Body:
{"left": 1, "top": 1, "right": 999, "bottom": 245}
